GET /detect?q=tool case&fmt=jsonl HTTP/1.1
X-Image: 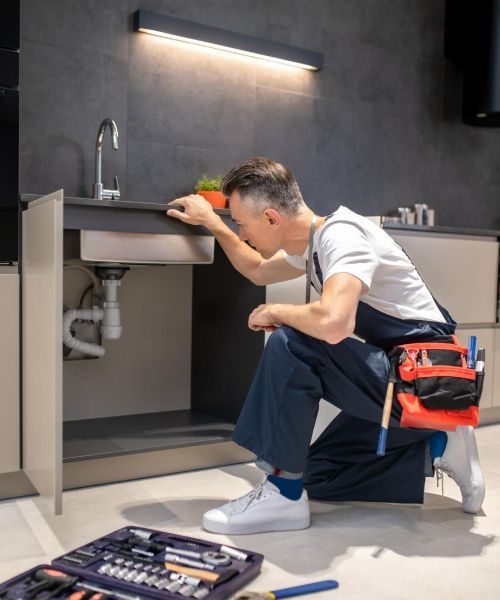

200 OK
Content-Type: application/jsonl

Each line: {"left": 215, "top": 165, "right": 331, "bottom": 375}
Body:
{"left": 0, "top": 526, "right": 264, "bottom": 599}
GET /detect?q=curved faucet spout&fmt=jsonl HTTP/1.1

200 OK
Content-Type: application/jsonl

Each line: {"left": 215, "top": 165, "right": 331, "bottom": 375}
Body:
{"left": 97, "top": 118, "right": 119, "bottom": 151}
{"left": 93, "top": 118, "right": 120, "bottom": 200}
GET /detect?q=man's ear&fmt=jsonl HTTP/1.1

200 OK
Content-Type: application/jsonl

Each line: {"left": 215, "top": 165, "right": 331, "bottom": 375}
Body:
{"left": 263, "top": 208, "right": 281, "bottom": 228}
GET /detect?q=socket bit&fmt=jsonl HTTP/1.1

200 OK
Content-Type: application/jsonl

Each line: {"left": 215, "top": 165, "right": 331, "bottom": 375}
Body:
{"left": 108, "top": 565, "right": 122, "bottom": 577}
{"left": 116, "top": 568, "right": 130, "bottom": 580}
{"left": 193, "top": 588, "right": 210, "bottom": 600}
{"left": 166, "top": 581, "right": 182, "bottom": 593}
{"left": 98, "top": 563, "right": 112, "bottom": 575}
{"left": 145, "top": 575, "right": 158, "bottom": 587}
{"left": 154, "top": 579, "right": 169, "bottom": 590}
{"left": 133, "top": 572, "right": 149, "bottom": 585}
{"left": 123, "top": 569, "right": 139, "bottom": 582}
{"left": 179, "top": 584, "right": 196, "bottom": 597}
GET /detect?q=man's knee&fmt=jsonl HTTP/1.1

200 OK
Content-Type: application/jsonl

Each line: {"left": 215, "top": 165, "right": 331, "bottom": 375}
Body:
{"left": 266, "top": 325, "right": 306, "bottom": 354}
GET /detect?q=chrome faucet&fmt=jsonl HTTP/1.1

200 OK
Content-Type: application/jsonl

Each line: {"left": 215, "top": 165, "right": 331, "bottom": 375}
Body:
{"left": 93, "top": 118, "right": 121, "bottom": 200}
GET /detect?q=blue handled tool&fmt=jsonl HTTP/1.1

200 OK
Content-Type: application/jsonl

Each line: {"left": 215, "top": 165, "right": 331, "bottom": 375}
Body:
{"left": 376, "top": 380, "right": 394, "bottom": 456}
{"left": 376, "top": 350, "right": 402, "bottom": 456}
{"left": 235, "top": 579, "right": 339, "bottom": 599}
{"left": 467, "top": 335, "right": 477, "bottom": 369}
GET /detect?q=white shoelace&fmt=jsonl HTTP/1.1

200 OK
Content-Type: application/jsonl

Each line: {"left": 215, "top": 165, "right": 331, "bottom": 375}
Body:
{"left": 435, "top": 458, "right": 469, "bottom": 496}
{"left": 435, "top": 466, "right": 445, "bottom": 496}
{"left": 229, "top": 476, "right": 269, "bottom": 513}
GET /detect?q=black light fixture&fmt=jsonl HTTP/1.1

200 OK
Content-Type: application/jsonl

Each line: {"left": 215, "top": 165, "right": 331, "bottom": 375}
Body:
{"left": 133, "top": 10, "right": 323, "bottom": 71}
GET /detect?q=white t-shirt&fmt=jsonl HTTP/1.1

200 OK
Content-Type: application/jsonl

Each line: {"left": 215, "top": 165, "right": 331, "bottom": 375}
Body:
{"left": 284, "top": 205, "right": 446, "bottom": 323}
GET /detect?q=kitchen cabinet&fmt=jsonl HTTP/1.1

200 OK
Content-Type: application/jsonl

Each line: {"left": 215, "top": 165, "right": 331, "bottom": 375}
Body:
{"left": 492, "top": 330, "right": 500, "bottom": 409}
{"left": 21, "top": 190, "right": 258, "bottom": 513}
{"left": 0, "top": 266, "right": 19, "bottom": 473}
{"left": 390, "top": 231, "right": 498, "bottom": 325}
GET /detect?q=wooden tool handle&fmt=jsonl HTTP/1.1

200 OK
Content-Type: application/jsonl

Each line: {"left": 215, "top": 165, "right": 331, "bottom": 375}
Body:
{"left": 381, "top": 381, "right": 394, "bottom": 430}
{"left": 376, "top": 381, "right": 394, "bottom": 456}
{"left": 164, "top": 562, "right": 219, "bottom": 583}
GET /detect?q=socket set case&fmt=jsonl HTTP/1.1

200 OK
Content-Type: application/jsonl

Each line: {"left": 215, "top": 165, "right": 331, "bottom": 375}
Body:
{"left": 0, "top": 526, "right": 264, "bottom": 600}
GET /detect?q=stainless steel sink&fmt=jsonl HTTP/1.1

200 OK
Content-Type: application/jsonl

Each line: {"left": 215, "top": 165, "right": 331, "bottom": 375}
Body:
{"left": 80, "top": 229, "right": 214, "bottom": 264}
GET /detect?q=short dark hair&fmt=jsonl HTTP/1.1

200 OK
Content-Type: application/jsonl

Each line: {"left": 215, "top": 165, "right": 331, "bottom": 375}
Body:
{"left": 221, "top": 157, "right": 305, "bottom": 216}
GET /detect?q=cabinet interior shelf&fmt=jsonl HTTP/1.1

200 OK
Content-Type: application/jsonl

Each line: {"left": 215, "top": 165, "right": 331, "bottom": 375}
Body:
{"left": 63, "top": 409, "right": 235, "bottom": 462}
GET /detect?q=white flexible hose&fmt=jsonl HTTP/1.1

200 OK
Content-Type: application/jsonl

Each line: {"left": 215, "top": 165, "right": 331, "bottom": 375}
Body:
{"left": 63, "top": 308, "right": 105, "bottom": 357}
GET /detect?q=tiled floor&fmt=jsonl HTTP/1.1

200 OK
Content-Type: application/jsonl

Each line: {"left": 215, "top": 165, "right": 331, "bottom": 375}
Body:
{"left": 1, "top": 425, "right": 499, "bottom": 599}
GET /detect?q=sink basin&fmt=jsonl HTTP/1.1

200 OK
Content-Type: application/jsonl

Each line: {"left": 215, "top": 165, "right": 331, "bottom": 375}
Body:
{"left": 80, "top": 229, "right": 214, "bottom": 264}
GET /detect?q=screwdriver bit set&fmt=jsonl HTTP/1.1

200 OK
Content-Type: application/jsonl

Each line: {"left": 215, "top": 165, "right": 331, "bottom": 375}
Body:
{"left": 0, "top": 527, "right": 263, "bottom": 599}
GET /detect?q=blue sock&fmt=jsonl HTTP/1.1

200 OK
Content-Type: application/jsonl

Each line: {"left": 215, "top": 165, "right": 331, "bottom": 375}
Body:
{"left": 429, "top": 431, "right": 448, "bottom": 461}
{"left": 268, "top": 474, "right": 303, "bottom": 501}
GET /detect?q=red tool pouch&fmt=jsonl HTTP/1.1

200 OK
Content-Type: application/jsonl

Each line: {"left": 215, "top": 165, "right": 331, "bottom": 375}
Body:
{"left": 390, "top": 336, "right": 484, "bottom": 431}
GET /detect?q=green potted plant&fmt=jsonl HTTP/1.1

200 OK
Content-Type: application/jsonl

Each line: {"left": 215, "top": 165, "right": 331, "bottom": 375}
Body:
{"left": 195, "top": 175, "right": 227, "bottom": 209}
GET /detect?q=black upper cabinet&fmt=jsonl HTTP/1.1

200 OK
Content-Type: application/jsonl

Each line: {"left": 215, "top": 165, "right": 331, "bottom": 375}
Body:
{"left": 0, "top": 0, "right": 20, "bottom": 50}
{"left": 0, "top": 0, "right": 19, "bottom": 262}
{"left": 0, "top": 50, "right": 19, "bottom": 87}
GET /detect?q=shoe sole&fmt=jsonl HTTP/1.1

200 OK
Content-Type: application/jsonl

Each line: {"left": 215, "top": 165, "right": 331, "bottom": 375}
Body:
{"left": 461, "top": 426, "right": 485, "bottom": 514}
{"left": 202, "top": 516, "right": 311, "bottom": 535}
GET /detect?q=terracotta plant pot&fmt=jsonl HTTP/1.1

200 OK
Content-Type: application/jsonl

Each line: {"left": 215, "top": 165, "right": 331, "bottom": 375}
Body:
{"left": 196, "top": 190, "right": 227, "bottom": 209}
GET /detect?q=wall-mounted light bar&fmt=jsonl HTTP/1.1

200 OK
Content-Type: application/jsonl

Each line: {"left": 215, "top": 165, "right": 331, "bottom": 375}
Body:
{"left": 133, "top": 10, "right": 323, "bottom": 71}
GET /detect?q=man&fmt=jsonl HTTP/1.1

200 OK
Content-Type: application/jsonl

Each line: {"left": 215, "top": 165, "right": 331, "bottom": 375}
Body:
{"left": 167, "top": 157, "right": 485, "bottom": 535}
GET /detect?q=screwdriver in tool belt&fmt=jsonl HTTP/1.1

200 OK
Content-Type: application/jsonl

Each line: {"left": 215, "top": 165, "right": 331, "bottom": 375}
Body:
{"left": 467, "top": 335, "right": 477, "bottom": 368}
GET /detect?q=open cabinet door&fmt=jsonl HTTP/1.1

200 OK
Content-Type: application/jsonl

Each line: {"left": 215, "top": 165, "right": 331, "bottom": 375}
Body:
{"left": 22, "top": 190, "right": 63, "bottom": 514}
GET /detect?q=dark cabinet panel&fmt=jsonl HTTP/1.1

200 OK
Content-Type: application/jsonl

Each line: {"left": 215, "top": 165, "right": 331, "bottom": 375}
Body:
{"left": 0, "top": 49, "right": 19, "bottom": 87}
{"left": 0, "top": 0, "right": 20, "bottom": 50}
{"left": 0, "top": 87, "right": 18, "bottom": 210}
{"left": 0, "top": 0, "right": 19, "bottom": 261}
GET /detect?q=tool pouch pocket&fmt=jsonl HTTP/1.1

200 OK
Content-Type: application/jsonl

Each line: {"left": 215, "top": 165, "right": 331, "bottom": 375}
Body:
{"left": 390, "top": 336, "right": 484, "bottom": 430}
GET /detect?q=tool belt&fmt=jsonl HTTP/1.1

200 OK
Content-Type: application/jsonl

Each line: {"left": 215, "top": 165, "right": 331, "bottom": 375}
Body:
{"left": 388, "top": 335, "right": 484, "bottom": 431}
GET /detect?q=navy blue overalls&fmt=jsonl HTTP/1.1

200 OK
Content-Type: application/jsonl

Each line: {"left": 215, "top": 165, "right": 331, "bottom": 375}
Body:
{"left": 232, "top": 224, "right": 457, "bottom": 504}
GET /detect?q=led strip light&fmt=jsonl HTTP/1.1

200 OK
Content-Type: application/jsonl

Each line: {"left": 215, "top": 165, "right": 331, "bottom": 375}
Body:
{"left": 133, "top": 10, "right": 323, "bottom": 71}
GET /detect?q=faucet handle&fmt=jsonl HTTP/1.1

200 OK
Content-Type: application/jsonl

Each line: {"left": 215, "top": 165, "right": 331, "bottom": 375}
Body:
{"left": 102, "top": 176, "right": 121, "bottom": 201}
{"left": 112, "top": 176, "right": 120, "bottom": 200}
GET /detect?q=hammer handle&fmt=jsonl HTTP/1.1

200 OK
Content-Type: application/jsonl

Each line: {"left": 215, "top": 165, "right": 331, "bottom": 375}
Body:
{"left": 376, "top": 380, "right": 394, "bottom": 456}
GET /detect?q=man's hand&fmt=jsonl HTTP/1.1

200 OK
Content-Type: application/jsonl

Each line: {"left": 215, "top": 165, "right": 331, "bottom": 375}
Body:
{"left": 248, "top": 304, "right": 282, "bottom": 333}
{"left": 166, "top": 194, "right": 222, "bottom": 229}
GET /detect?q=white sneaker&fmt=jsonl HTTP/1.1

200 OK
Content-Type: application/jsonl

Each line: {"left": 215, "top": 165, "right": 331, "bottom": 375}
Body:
{"left": 433, "top": 426, "right": 485, "bottom": 514}
{"left": 202, "top": 477, "right": 310, "bottom": 535}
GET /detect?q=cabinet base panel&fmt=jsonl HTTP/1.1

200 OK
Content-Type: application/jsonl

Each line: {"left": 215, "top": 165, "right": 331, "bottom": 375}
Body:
{"left": 63, "top": 440, "right": 255, "bottom": 490}
{"left": 63, "top": 410, "right": 236, "bottom": 462}
{"left": 479, "top": 406, "right": 500, "bottom": 425}
{"left": 0, "top": 441, "right": 255, "bottom": 500}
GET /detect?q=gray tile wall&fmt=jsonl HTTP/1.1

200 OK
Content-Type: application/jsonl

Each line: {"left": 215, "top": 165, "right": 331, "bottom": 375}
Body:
{"left": 19, "top": 0, "right": 500, "bottom": 228}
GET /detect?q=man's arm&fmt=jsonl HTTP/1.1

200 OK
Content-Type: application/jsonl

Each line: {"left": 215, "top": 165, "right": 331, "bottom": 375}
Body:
{"left": 167, "top": 195, "right": 304, "bottom": 285}
{"left": 248, "top": 272, "right": 364, "bottom": 343}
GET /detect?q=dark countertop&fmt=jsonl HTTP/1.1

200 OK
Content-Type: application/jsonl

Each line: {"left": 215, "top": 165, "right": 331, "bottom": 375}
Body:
{"left": 382, "top": 222, "right": 500, "bottom": 238}
{"left": 21, "top": 194, "right": 499, "bottom": 238}
{"left": 21, "top": 194, "right": 237, "bottom": 235}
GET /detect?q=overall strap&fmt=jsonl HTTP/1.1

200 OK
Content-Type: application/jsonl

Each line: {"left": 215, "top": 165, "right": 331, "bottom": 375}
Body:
{"left": 305, "top": 215, "right": 317, "bottom": 303}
